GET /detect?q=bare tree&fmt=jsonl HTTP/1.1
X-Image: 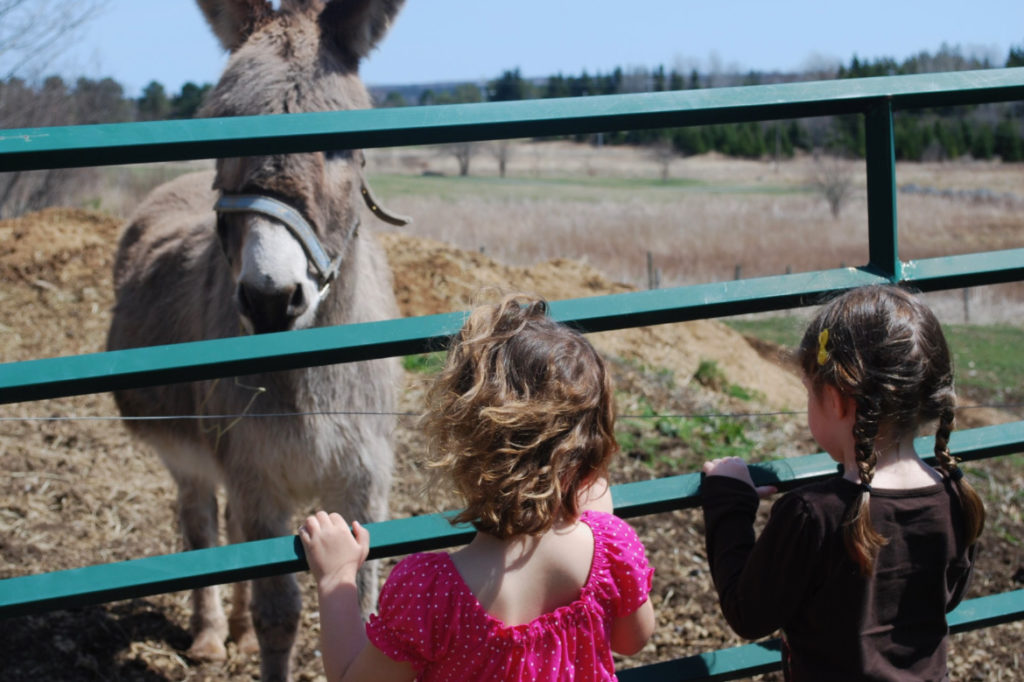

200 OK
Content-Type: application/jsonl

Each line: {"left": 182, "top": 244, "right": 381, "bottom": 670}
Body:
{"left": 0, "top": 0, "right": 109, "bottom": 80}
{"left": 0, "top": 77, "right": 92, "bottom": 218}
{"left": 649, "top": 139, "right": 676, "bottom": 182}
{"left": 0, "top": 1, "right": 111, "bottom": 218}
{"left": 810, "top": 151, "right": 854, "bottom": 219}
{"left": 444, "top": 141, "right": 477, "bottom": 176}
{"left": 799, "top": 52, "right": 841, "bottom": 80}
{"left": 489, "top": 140, "right": 515, "bottom": 178}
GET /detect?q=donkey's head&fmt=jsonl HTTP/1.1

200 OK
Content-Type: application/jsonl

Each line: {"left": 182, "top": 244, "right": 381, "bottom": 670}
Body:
{"left": 197, "top": 0, "right": 405, "bottom": 334}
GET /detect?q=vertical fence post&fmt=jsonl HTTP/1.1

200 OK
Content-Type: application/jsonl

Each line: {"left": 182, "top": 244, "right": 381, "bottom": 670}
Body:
{"left": 647, "top": 252, "right": 661, "bottom": 289}
{"left": 864, "top": 99, "right": 900, "bottom": 282}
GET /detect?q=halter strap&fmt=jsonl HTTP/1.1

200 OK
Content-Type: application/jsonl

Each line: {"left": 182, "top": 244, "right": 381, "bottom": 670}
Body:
{"left": 214, "top": 177, "right": 409, "bottom": 295}
{"left": 360, "top": 178, "right": 411, "bottom": 226}
{"left": 214, "top": 194, "right": 346, "bottom": 290}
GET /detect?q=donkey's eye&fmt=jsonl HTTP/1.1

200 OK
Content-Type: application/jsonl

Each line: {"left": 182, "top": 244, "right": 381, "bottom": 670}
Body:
{"left": 324, "top": 149, "right": 353, "bottom": 161}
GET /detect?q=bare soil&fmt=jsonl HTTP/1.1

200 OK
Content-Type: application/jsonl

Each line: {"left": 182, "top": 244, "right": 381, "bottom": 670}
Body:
{"left": 1, "top": 206, "right": 1022, "bottom": 681}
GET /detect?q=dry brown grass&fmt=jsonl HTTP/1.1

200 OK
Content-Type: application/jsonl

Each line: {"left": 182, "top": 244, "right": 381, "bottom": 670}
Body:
{"left": 366, "top": 141, "right": 1024, "bottom": 323}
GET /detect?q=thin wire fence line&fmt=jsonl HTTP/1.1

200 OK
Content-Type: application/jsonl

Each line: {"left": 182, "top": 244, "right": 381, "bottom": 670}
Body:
{"left": 1, "top": 403, "right": 1020, "bottom": 424}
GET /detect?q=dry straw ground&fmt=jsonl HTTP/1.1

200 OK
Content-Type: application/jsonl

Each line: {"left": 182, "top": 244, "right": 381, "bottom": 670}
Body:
{"left": 1, "top": 144, "right": 1023, "bottom": 680}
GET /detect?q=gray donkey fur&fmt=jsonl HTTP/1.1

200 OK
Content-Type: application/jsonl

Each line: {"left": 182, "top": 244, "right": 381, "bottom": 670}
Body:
{"left": 106, "top": 2, "right": 405, "bottom": 680}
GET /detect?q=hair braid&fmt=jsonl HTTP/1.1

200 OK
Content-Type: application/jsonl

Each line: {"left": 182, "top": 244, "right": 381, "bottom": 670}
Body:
{"left": 843, "top": 391, "right": 889, "bottom": 576}
{"left": 932, "top": 393, "right": 986, "bottom": 545}
{"left": 932, "top": 399, "right": 956, "bottom": 472}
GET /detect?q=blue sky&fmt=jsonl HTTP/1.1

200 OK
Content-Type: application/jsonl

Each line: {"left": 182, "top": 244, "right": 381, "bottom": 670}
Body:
{"left": 46, "top": 1, "right": 1024, "bottom": 97}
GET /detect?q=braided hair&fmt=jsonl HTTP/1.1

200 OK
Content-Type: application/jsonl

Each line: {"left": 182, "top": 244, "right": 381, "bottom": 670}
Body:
{"left": 798, "top": 285, "right": 985, "bottom": 575}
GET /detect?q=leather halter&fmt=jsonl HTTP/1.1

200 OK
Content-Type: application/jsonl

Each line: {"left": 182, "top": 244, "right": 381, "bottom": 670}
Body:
{"left": 214, "top": 194, "right": 345, "bottom": 293}
{"left": 214, "top": 178, "right": 411, "bottom": 298}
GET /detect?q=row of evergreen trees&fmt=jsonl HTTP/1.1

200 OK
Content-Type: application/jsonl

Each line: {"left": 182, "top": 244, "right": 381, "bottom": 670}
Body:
{"left": 383, "top": 45, "right": 1024, "bottom": 162}
{"left": 2, "top": 45, "right": 1022, "bottom": 163}
{"left": 603, "top": 111, "right": 1023, "bottom": 162}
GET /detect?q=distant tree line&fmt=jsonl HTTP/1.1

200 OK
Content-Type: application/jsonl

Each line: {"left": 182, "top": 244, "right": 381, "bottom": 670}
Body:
{"left": 381, "top": 44, "right": 1024, "bottom": 163}
{"left": 0, "top": 76, "right": 213, "bottom": 128}
{"left": 1, "top": 42, "right": 1022, "bottom": 217}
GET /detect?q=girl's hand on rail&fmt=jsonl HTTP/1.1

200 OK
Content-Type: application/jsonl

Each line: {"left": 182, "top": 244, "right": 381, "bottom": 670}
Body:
{"left": 702, "top": 457, "right": 777, "bottom": 499}
{"left": 299, "top": 511, "right": 370, "bottom": 590}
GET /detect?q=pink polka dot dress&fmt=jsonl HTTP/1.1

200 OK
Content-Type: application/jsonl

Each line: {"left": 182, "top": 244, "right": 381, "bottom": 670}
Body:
{"left": 366, "top": 511, "right": 654, "bottom": 681}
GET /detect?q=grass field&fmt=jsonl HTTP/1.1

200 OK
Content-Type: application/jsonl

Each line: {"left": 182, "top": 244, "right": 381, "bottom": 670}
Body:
{"left": 364, "top": 141, "right": 1024, "bottom": 323}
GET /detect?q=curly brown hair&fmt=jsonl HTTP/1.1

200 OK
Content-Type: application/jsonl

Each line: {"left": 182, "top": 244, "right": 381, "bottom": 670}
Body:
{"left": 798, "top": 284, "right": 985, "bottom": 575}
{"left": 420, "top": 293, "right": 618, "bottom": 539}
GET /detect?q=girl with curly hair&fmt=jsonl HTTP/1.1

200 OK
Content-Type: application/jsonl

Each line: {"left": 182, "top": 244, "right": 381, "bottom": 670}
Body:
{"left": 301, "top": 293, "right": 655, "bottom": 681}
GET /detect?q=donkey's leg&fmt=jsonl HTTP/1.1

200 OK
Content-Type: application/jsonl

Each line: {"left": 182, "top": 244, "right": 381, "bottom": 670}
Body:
{"left": 173, "top": 473, "right": 229, "bottom": 661}
{"left": 225, "top": 500, "right": 260, "bottom": 655}
{"left": 321, "top": 435, "right": 393, "bottom": 615}
{"left": 230, "top": 487, "right": 301, "bottom": 682}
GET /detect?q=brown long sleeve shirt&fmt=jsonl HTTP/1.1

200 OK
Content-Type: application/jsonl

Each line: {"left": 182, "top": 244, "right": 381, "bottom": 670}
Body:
{"left": 701, "top": 474, "right": 975, "bottom": 681}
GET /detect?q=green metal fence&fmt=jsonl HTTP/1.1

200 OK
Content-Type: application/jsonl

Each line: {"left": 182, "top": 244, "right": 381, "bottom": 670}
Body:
{"left": 2, "top": 67, "right": 1024, "bottom": 679}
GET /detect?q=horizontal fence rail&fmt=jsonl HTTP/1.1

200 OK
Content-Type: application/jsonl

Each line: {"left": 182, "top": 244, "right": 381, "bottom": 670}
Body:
{"left": 2, "top": 67, "right": 1024, "bottom": 681}
{"left": 3, "top": 252, "right": 1024, "bottom": 406}
{"left": 3, "top": 422, "right": 1022, "bottom": 681}
{"left": 1, "top": 68, "right": 1022, "bottom": 173}
{"left": 2, "top": 420, "right": 1021, "bottom": 618}
{"left": 617, "top": 588, "right": 1024, "bottom": 682}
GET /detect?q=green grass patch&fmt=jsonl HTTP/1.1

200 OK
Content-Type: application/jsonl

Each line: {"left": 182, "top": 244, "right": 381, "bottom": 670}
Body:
{"left": 616, "top": 391, "right": 759, "bottom": 471}
{"left": 402, "top": 351, "right": 446, "bottom": 374}
{"left": 692, "top": 358, "right": 761, "bottom": 402}
{"left": 945, "top": 323, "right": 1024, "bottom": 405}
{"left": 724, "top": 316, "right": 806, "bottom": 350}
{"left": 671, "top": 415, "right": 755, "bottom": 460}
{"left": 367, "top": 172, "right": 800, "bottom": 204}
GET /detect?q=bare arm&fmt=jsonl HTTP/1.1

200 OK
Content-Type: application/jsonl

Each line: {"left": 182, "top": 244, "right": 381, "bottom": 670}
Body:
{"left": 299, "top": 512, "right": 416, "bottom": 682}
{"left": 610, "top": 597, "right": 655, "bottom": 655}
{"left": 338, "top": 642, "right": 417, "bottom": 682}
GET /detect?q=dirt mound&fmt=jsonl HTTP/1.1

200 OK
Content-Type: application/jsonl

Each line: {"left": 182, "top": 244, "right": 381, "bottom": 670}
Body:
{"left": 0, "top": 208, "right": 119, "bottom": 267}
{"left": 0, "top": 208, "right": 120, "bottom": 363}
{"left": 381, "top": 231, "right": 805, "bottom": 410}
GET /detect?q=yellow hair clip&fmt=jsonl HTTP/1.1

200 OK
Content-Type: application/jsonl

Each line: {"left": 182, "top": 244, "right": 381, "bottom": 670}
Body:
{"left": 817, "top": 329, "right": 830, "bottom": 365}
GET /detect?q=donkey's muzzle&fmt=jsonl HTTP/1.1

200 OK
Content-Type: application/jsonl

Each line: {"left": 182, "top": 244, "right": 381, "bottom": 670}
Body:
{"left": 238, "top": 281, "right": 308, "bottom": 334}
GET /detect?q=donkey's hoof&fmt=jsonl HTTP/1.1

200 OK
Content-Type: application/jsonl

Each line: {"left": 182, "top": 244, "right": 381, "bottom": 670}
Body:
{"left": 234, "top": 628, "right": 260, "bottom": 655}
{"left": 229, "top": 613, "right": 259, "bottom": 654}
{"left": 187, "top": 630, "right": 228, "bottom": 662}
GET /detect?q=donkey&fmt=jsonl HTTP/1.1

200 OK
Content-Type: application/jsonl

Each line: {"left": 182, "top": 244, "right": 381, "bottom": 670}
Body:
{"left": 106, "top": 2, "right": 407, "bottom": 680}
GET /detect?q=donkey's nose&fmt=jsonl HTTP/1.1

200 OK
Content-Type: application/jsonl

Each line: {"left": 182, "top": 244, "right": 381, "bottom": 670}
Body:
{"left": 238, "top": 282, "right": 308, "bottom": 333}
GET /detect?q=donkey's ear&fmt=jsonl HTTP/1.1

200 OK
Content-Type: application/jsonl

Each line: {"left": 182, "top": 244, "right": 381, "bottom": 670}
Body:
{"left": 196, "top": 0, "right": 277, "bottom": 51}
{"left": 319, "top": 0, "right": 405, "bottom": 66}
